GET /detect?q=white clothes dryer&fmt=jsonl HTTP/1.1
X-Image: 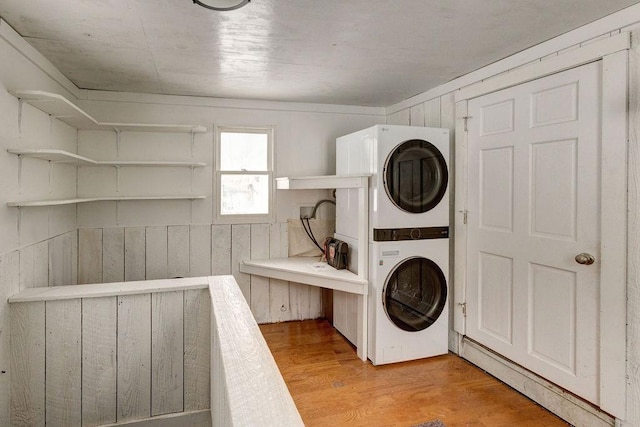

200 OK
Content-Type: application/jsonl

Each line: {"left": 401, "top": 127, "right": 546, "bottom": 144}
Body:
{"left": 368, "top": 236, "right": 449, "bottom": 365}
{"left": 336, "top": 124, "right": 450, "bottom": 241}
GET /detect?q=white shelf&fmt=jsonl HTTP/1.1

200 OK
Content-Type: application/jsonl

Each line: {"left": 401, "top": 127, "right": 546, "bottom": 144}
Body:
{"left": 8, "top": 276, "right": 209, "bottom": 303}
{"left": 276, "top": 175, "right": 369, "bottom": 190}
{"left": 98, "top": 161, "right": 206, "bottom": 167}
{"left": 240, "top": 257, "right": 368, "bottom": 295}
{"left": 8, "top": 148, "right": 95, "bottom": 165}
{"left": 10, "top": 90, "right": 207, "bottom": 133}
{"left": 7, "top": 195, "right": 206, "bottom": 207}
{"left": 8, "top": 148, "right": 206, "bottom": 168}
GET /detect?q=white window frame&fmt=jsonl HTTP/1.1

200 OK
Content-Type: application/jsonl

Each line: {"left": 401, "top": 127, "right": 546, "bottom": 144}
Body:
{"left": 214, "top": 125, "right": 274, "bottom": 224}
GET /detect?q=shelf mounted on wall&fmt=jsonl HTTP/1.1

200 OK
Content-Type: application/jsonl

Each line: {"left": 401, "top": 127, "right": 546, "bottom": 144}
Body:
{"left": 6, "top": 148, "right": 207, "bottom": 201}
{"left": 10, "top": 90, "right": 207, "bottom": 133}
{"left": 6, "top": 90, "right": 208, "bottom": 209}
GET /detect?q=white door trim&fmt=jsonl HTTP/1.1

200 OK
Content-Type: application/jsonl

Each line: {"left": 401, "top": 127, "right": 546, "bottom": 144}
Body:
{"left": 454, "top": 33, "right": 629, "bottom": 420}
{"left": 599, "top": 49, "right": 628, "bottom": 418}
{"left": 453, "top": 100, "right": 468, "bottom": 336}
{"left": 455, "top": 32, "right": 630, "bottom": 102}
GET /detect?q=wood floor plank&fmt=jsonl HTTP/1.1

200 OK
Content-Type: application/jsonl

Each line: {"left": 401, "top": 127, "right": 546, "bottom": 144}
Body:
{"left": 260, "top": 320, "right": 569, "bottom": 427}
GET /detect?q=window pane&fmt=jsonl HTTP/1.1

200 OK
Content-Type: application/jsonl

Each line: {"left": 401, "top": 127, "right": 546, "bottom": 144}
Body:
{"left": 220, "top": 174, "right": 269, "bottom": 215}
{"left": 220, "top": 132, "right": 268, "bottom": 171}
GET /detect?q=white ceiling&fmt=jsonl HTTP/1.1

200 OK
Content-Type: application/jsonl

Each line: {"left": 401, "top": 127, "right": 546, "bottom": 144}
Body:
{"left": 0, "top": 0, "right": 638, "bottom": 107}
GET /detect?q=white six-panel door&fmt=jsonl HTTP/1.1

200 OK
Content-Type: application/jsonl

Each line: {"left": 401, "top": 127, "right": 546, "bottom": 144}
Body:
{"left": 466, "top": 61, "right": 601, "bottom": 405}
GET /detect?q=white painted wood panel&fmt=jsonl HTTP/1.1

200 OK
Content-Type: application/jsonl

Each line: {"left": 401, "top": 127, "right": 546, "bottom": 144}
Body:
{"left": 151, "top": 291, "right": 184, "bottom": 416}
{"left": 208, "top": 276, "right": 303, "bottom": 426}
{"left": 9, "top": 279, "right": 212, "bottom": 425}
{"left": 19, "top": 241, "right": 49, "bottom": 289}
{"left": 0, "top": 251, "right": 19, "bottom": 426}
{"left": 332, "top": 290, "right": 358, "bottom": 345}
{"left": 308, "top": 285, "right": 323, "bottom": 319}
{"left": 440, "top": 91, "right": 458, "bottom": 353}
{"left": 453, "top": 100, "right": 468, "bottom": 336}
{"left": 33, "top": 241, "right": 49, "bottom": 287}
{"left": 624, "top": 30, "right": 640, "bottom": 427}
{"left": 103, "top": 227, "right": 125, "bottom": 283}
{"left": 46, "top": 299, "right": 82, "bottom": 426}
{"left": 386, "top": 108, "right": 410, "bottom": 125}
{"left": 184, "top": 289, "right": 211, "bottom": 411}
{"left": 79, "top": 228, "right": 103, "bottom": 284}
{"left": 82, "top": 297, "right": 117, "bottom": 426}
{"left": 71, "top": 228, "right": 79, "bottom": 285}
{"left": 168, "top": 225, "right": 189, "bottom": 278}
{"left": 231, "top": 224, "right": 251, "bottom": 302}
{"left": 598, "top": 49, "right": 628, "bottom": 417}
{"left": 289, "top": 282, "right": 310, "bottom": 320}
{"left": 269, "top": 222, "right": 291, "bottom": 322}
{"left": 424, "top": 98, "right": 441, "bottom": 127}
{"left": 48, "top": 231, "right": 75, "bottom": 286}
{"left": 18, "top": 245, "right": 34, "bottom": 290}
{"left": 146, "top": 226, "right": 168, "bottom": 280}
{"left": 117, "top": 293, "right": 151, "bottom": 422}
{"left": 9, "top": 302, "right": 45, "bottom": 426}
{"left": 44, "top": 221, "right": 327, "bottom": 324}
{"left": 189, "top": 224, "right": 211, "bottom": 277}
{"left": 410, "top": 102, "right": 425, "bottom": 126}
{"left": 250, "top": 223, "right": 270, "bottom": 323}
{"left": 211, "top": 224, "right": 231, "bottom": 275}
{"left": 125, "top": 227, "right": 146, "bottom": 281}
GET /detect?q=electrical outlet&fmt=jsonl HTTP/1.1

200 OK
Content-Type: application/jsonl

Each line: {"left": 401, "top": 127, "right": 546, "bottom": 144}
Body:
{"left": 299, "top": 206, "right": 314, "bottom": 219}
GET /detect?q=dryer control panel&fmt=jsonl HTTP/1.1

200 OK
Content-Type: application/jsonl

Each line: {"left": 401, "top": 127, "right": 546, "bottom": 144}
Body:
{"left": 373, "top": 226, "right": 449, "bottom": 242}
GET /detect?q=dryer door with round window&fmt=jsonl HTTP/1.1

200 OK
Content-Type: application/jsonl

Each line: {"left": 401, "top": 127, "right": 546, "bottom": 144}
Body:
{"left": 384, "top": 139, "right": 448, "bottom": 213}
{"left": 383, "top": 257, "right": 447, "bottom": 331}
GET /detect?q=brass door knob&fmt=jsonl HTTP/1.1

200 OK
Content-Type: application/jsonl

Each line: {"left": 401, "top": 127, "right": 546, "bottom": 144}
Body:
{"left": 575, "top": 253, "right": 595, "bottom": 265}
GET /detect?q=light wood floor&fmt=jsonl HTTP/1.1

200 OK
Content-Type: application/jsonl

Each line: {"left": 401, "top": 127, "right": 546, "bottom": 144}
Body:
{"left": 260, "top": 319, "right": 569, "bottom": 427}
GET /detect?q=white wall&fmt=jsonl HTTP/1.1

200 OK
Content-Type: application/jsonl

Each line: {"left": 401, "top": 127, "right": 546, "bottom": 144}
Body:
{"left": 0, "top": 21, "right": 83, "bottom": 426}
{"left": 74, "top": 94, "right": 382, "bottom": 227}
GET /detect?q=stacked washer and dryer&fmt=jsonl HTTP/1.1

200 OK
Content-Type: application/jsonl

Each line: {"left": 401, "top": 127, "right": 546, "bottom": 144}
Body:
{"left": 334, "top": 124, "right": 450, "bottom": 365}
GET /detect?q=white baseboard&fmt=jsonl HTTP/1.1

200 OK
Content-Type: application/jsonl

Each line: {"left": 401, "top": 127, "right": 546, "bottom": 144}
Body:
{"left": 460, "top": 337, "right": 615, "bottom": 427}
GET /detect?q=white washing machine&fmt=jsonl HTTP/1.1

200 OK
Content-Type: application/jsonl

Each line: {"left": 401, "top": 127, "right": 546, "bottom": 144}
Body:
{"left": 334, "top": 124, "right": 451, "bottom": 363}
{"left": 336, "top": 124, "right": 450, "bottom": 241}
{"left": 368, "top": 237, "right": 449, "bottom": 365}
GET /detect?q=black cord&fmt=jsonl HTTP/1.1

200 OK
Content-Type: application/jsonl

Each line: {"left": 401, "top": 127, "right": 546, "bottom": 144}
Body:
{"left": 301, "top": 217, "right": 324, "bottom": 251}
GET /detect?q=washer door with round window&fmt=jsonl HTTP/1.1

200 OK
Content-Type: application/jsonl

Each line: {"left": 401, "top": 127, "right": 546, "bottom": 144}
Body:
{"left": 383, "top": 256, "right": 447, "bottom": 332}
{"left": 384, "top": 139, "right": 448, "bottom": 214}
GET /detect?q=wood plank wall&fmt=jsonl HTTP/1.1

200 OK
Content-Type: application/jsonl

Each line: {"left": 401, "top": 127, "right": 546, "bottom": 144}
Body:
{"left": 0, "top": 230, "right": 77, "bottom": 425}
{"left": 10, "top": 288, "right": 211, "bottom": 426}
{"left": 2, "top": 222, "right": 323, "bottom": 426}
{"left": 77, "top": 224, "right": 324, "bottom": 323}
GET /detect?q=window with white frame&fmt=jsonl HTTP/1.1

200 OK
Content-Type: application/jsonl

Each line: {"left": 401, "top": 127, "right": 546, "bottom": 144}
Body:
{"left": 215, "top": 126, "right": 273, "bottom": 221}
